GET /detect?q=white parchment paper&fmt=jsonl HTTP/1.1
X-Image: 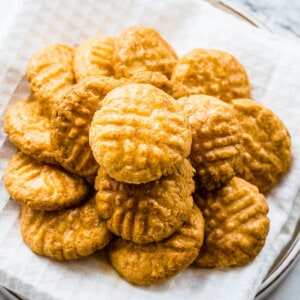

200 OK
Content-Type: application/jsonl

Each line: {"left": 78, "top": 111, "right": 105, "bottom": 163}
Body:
{"left": 0, "top": 0, "right": 300, "bottom": 299}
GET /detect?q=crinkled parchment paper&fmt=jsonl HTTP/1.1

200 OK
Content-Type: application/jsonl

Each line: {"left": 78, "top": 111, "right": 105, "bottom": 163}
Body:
{"left": 0, "top": 0, "right": 300, "bottom": 299}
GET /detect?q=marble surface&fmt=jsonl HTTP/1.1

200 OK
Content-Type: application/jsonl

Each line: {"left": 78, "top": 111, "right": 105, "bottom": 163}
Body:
{"left": 225, "top": 0, "right": 300, "bottom": 40}
{"left": 0, "top": 0, "right": 299, "bottom": 299}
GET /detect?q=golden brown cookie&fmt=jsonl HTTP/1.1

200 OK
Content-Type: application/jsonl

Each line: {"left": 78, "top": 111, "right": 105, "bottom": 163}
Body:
{"left": 178, "top": 95, "right": 242, "bottom": 191}
{"left": 89, "top": 83, "right": 192, "bottom": 184}
{"left": 230, "top": 98, "right": 291, "bottom": 193}
{"left": 108, "top": 204, "right": 204, "bottom": 285}
{"left": 94, "top": 159, "right": 194, "bottom": 243}
{"left": 21, "top": 196, "right": 112, "bottom": 260}
{"left": 130, "top": 71, "right": 174, "bottom": 96}
{"left": 113, "top": 26, "right": 178, "bottom": 79}
{"left": 26, "top": 44, "right": 75, "bottom": 118}
{"left": 51, "top": 76, "right": 126, "bottom": 177}
{"left": 73, "top": 36, "right": 115, "bottom": 82}
{"left": 4, "top": 100, "right": 58, "bottom": 164}
{"left": 171, "top": 49, "right": 250, "bottom": 102}
{"left": 193, "top": 176, "right": 269, "bottom": 268}
{"left": 4, "top": 151, "right": 89, "bottom": 211}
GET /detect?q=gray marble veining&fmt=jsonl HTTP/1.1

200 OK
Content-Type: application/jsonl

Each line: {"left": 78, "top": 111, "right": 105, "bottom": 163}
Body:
{"left": 225, "top": 0, "right": 300, "bottom": 40}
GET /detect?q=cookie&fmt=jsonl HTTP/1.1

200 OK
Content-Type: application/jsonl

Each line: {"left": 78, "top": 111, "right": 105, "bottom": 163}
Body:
{"left": 51, "top": 76, "right": 126, "bottom": 177}
{"left": 89, "top": 83, "right": 192, "bottom": 184}
{"left": 4, "top": 100, "right": 58, "bottom": 164}
{"left": 26, "top": 44, "right": 75, "bottom": 118}
{"left": 130, "top": 71, "right": 174, "bottom": 96}
{"left": 4, "top": 151, "right": 89, "bottom": 211}
{"left": 74, "top": 36, "right": 115, "bottom": 81}
{"left": 21, "top": 196, "right": 112, "bottom": 260}
{"left": 171, "top": 49, "right": 250, "bottom": 102}
{"left": 193, "top": 176, "right": 269, "bottom": 268}
{"left": 108, "top": 204, "right": 204, "bottom": 285}
{"left": 230, "top": 98, "right": 292, "bottom": 193}
{"left": 113, "top": 26, "right": 178, "bottom": 79}
{"left": 178, "top": 95, "right": 242, "bottom": 191}
{"left": 94, "top": 159, "right": 194, "bottom": 243}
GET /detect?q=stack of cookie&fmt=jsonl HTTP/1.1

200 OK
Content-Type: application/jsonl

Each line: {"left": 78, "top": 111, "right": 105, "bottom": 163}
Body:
{"left": 3, "top": 26, "right": 291, "bottom": 286}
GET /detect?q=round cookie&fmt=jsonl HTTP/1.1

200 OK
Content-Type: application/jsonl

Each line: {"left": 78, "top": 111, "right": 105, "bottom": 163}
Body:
{"left": 178, "top": 95, "right": 242, "bottom": 191}
{"left": 21, "top": 197, "right": 112, "bottom": 260}
{"left": 4, "top": 100, "right": 58, "bottom": 164}
{"left": 108, "top": 204, "right": 204, "bottom": 286}
{"left": 51, "top": 76, "right": 126, "bottom": 177}
{"left": 94, "top": 159, "right": 194, "bottom": 243}
{"left": 193, "top": 176, "right": 269, "bottom": 268}
{"left": 130, "top": 71, "right": 174, "bottom": 96}
{"left": 4, "top": 151, "right": 89, "bottom": 211}
{"left": 89, "top": 83, "right": 192, "bottom": 184}
{"left": 230, "top": 98, "right": 292, "bottom": 193}
{"left": 26, "top": 44, "right": 74, "bottom": 81}
{"left": 26, "top": 43, "right": 75, "bottom": 118}
{"left": 74, "top": 35, "right": 115, "bottom": 82}
{"left": 113, "top": 26, "right": 178, "bottom": 79}
{"left": 171, "top": 48, "right": 250, "bottom": 102}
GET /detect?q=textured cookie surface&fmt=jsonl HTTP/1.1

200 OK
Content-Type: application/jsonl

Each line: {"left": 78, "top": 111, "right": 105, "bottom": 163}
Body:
{"left": 172, "top": 49, "right": 250, "bottom": 101}
{"left": 26, "top": 44, "right": 75, "bottom": 118}
{"left": 89, "top": 83, "right": 192, "bottom": 184}
{"left": 194, "top": 176, "right": 269, "bottom": 268}
{"left": 109, "top": 205, "right": 204, "bottom": 285}
{"left": 4, "top": 100, "right": 58, "bottom": 164}
{"left": 51, "top": 76, "right": 125, "bottom": 177}
{"left": 4, "top": 151, "right": 89, "bottom": 211}
{"left": 113, "top": 26, "right": 178, "bottom": 79}
{"left": 95, "top": 159, "right": 194, "bottom": 243}
{"left": 230, "top": 98, "right": 291, "bottom": 193}
{"left": 21, "top": 197, "right": 111, "bottom": 260}
{"left": 74, "top": 36, "right": 115, "bottom": 81}
{"left": 130, "top": 71, "right": 174, "bottom": 95}
{"left": 178, "top": 95, "right": 241, "bottom": 191}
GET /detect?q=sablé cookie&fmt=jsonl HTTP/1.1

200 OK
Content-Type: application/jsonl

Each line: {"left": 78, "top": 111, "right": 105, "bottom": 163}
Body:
{"left": 21, "top": 197, "right": 112, "bottom": 260}
{"left": 113, "top": 26, "right": 178, "bottom": 79}
{"left": 4, "top": 100, "right": 58, "bottom": 164}
{"left": 51, "top": 76, "right": 126, "bottom": 177}
{"left": 89, "top": 83, "right": 192, "bottom": 184}
{"left": 230, "top": 98, "right": 291, "bottom": 193}
{"left": 4, "top": 151, "right": 89, "bottom": 211}
{"left": 171, "top": 49, "right": 250, "bottom": 101}
{"left": 74, "top": 36, "right": 115, "bottom": 81}
{"left": 108, "top": 204, "right": 204, "bottom": 286}
{"left": 178, "top": 95, "right": 242, "bottom": 191}
{"left": 26, "top": 44, "right": 75, "bottom": 118}
{"left": 94, "top": 159, "right": 194, "bottom": 243}
{"left": 193, "top": 177, "right": 269, "bottom": 268}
